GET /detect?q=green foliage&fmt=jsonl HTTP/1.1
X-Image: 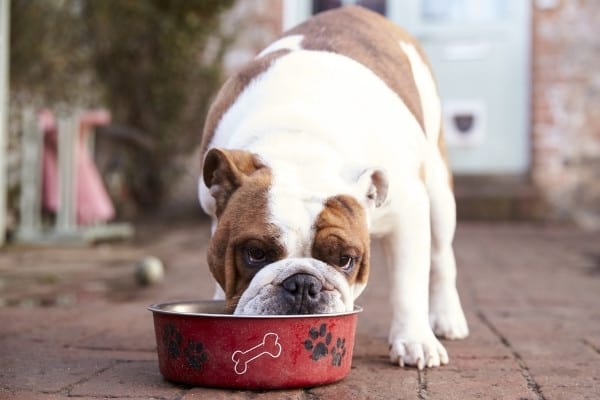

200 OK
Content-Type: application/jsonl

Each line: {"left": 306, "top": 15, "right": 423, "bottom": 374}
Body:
{"left": 10, "top": 0, "right": 94, "bottom": 104}
{"left": 10, "top": 0, "right": 235, "bottom": 210}
{"left": 81, "top": 0, "right": 234, "bottom": 208}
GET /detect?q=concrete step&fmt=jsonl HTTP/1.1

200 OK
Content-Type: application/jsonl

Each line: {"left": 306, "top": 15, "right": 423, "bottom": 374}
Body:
{"left": 454, "top": 175, "right": 548, "bottom": 221}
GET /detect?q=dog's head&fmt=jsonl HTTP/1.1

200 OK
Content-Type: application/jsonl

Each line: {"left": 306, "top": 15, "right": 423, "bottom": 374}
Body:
{"left": 201, "top": 148, "right": 387, "bottom": 315}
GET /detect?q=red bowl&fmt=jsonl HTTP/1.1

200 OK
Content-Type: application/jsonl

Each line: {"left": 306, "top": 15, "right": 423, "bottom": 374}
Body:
{"left": 148, "top": 300, "right": 361, "bottom": 389}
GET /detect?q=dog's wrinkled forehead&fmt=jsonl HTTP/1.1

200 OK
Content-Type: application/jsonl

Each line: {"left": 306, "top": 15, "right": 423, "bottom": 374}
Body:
{"left": 267, "top": 187, "right": 326, "bottom": 259}
{"left": 265, "top": 155, "right": 363, "bottom": 259}
{"left": 269, "top": 182, "right": 371, "bottom": 284}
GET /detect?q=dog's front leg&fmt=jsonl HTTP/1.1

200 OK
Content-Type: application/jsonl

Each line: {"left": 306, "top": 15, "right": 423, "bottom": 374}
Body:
{"left": 382, "top": 182, "right": 448, "bottom": 369}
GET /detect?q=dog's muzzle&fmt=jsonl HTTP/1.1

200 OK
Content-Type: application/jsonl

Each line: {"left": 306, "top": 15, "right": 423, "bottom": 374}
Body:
{"left": 233, "top": 258, "right": 353, "bottom": 315}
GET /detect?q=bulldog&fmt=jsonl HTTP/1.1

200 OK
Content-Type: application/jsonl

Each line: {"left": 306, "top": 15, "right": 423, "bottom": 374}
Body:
{"left": 198, "top": 6, "right": 468, "bottom": 369}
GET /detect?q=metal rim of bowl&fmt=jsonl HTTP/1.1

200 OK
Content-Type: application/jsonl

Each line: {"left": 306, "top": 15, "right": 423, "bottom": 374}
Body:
{"left": 148, "top": 300, "right": 363, "bottom": 319}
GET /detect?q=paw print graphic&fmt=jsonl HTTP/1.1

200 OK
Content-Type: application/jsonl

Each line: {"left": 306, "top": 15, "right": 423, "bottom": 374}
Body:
{"left": 162, "top": 324, "right": 182, "bottom": 359}
{"left": 331, "top": 337, "right": 347, "bottom": 366}
{"left": 184, "top": 340, "right": 209, "bottom": 370}
{"left": 304, "top": 323, "right": 332, "bottom": 361}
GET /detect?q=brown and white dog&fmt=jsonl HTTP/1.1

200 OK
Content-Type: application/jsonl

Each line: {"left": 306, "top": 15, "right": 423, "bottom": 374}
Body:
{"left": 199, "top": 6, "right": 468, "bottom": 369}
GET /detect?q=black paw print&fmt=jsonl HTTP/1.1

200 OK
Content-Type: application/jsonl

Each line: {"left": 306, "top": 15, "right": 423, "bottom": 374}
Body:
{"left": 304, "top": 323, "right": 332, "bottom": 361}
{"left": 162, "top": 324, "right": 182, "bottom": 359}
{"left": 184, "top": 340, "right": 209, "bottom": 370}
{"left": 331, "top": 337, "right": 347, "bottom": 366}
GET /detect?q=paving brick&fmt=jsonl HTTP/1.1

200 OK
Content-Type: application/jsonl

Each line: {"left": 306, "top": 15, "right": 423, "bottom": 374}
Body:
{"left": 2, "top": 303, "right": 157, "bottom": 355}
{"left": 444, "top": 311, "right": 514, "bottom": 361}
{"left": 307, "top": 356, "right": 419, "bottom": 399}
{"left": 352, "top": 334, "right": 388, "bottom": 359}
{"left": 228, "top": 389, "right": 304, "bottom": 400}
{"left": 0, "top": 337, "right": 115, "bottom": 393}
{"left": 182, "top": 388, "right": 297, "bottom": 399}
{"left": 583, "top": 336, "right": 600, "bottom": 353}
{"left": 426, "top": 357, "right": 533, "bottom": 400}
{"left": 0, "top": 390, "right": 66, "bottom": 400}
{"left": 69, "top": 303, "right": 157, "bottom": 351}
{"left": 0, "top": 306, "right": 89, "bottom": 339}
{"left": 521, "top": 359, "right": 600, "bottom": 400}
{"left": 486, "top": 311, "right": 599, "bottom": 364}
{"left": 180, "top": 388, "right": 249, "bottom": 399}
{"left": 69, "top": 360, "right": 183, "bottom": 398}
{"left": 538, "top": 385, "right": 600, "bottom": 400}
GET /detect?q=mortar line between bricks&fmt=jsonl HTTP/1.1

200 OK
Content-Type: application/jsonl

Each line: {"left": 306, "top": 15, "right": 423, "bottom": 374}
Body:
{"left": 582, "top": 338, "right": 600, "bottom": 355}
{"left": 171, "top": 388, "right": 191, "bottom": 400}
{"left": 64, "top": 344, "right": 156, "bottom": 353}
{"left": 302, "top": 388, "right": 319, "bottom": 399}
{"left": 417, "top": 368, "right": 428, "bottom": 400}
{"left": 54, "top": 359, "right": 134, "bottom": 396}
{"left": 301, "top": 389, "right": 320, "bottom": 400}
{"left": 476, "top": 311, "right": 546, "bottom": 400}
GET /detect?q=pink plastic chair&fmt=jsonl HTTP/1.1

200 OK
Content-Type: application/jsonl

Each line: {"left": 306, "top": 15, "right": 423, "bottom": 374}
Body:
{"left": 39, "top": 109, "right": 115, "bottom": 225}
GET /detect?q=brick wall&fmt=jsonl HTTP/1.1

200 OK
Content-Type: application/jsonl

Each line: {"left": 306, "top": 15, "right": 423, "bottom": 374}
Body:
{"left": 220, "top": 0, "right": 282, "bottom": 74}
{"left": 532, "top": 1, "right": 600, "bottom": 228}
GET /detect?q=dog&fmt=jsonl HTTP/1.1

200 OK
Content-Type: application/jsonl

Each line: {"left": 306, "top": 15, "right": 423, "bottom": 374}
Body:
{"left": 198, "top": 6, "right": 468, "bottom": 369}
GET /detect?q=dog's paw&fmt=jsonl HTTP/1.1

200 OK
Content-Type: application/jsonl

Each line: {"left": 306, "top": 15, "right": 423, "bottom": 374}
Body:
{"left": 429, "top": 289, "right": 469, "bottom": 340}
{"left": 389, "top": 330, "right": 448, "bottom": 369}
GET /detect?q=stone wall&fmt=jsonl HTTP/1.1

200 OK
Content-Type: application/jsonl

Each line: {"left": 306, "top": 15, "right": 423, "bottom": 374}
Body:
{"left": 531, "top": 1, "right": 600, "bottom": 229}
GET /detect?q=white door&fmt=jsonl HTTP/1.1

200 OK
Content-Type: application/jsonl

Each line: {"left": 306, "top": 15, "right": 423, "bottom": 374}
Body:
{"left": 283, "top": 0, "right": 532, "bottom": 175}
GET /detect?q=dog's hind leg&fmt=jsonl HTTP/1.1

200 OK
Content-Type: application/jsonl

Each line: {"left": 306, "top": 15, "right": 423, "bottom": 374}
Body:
{"left": 425, "top": 139, "right": 469, "bottom": 340}
{"left": 399, "top": 39, "right": 468, "bottom": 340}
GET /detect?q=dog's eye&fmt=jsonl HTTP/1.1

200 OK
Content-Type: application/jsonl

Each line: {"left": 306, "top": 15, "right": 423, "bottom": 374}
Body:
{"left": 245, "top": 247, "right": 267, "bottom": 267}
{"left": 339, "top": 255, "right": 356, "bottom": 272}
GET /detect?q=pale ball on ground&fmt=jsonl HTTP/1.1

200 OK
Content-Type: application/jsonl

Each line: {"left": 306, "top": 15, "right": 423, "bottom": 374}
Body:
{"left": 135, "top": 256, "right": 165, "bottom": 286}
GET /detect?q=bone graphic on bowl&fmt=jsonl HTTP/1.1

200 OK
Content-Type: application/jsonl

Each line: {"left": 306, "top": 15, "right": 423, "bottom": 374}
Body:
{"left": 231, "top": 332, "right": 282, "bottom": 375}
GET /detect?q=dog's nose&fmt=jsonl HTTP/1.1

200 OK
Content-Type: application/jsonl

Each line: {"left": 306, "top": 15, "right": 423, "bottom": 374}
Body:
{"left": 282, "top": 273, "right": 322, "bottom": 312}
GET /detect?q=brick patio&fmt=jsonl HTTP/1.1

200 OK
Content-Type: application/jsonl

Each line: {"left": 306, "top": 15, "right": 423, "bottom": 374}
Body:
{"left": 1, "top": 218, "right": 599, "bottom": 399}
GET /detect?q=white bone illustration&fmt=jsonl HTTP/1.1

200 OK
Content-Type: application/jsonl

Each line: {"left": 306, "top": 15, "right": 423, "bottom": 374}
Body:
{"left": 231, "top": 332, "right": 282, "bottom": 375}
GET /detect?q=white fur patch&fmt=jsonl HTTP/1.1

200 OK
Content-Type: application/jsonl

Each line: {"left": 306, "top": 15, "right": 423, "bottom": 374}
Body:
{"left": 399, "top": 41, "right": 441, "bottom": 144}
{"left": 257, "top": 34, "right": 303, "bottom": 58}
{"left": 351, "top": 282, "right": 367, "bottom": 299}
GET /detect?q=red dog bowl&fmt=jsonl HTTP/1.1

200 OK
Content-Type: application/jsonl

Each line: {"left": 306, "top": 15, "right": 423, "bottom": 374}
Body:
{"left": 148, "top": 300, "right": 361, "bottom": 389}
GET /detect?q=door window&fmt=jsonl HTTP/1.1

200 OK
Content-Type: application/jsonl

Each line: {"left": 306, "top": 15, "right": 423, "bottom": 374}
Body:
{"left": 422, "top": 0, "right": 508, "bottom": 23}
{"left": 312, "top": 0, "right": 386, "bottom": 15}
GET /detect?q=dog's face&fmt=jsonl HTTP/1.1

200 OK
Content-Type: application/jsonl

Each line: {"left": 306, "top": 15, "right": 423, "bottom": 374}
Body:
{"left": 202, "top": 148, "right": 386, "bottom": 315}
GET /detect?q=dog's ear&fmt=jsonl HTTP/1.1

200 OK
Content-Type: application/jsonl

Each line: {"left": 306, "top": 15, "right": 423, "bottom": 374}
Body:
{"left": 356, "top": 168, "right": 388, "bottom": 209}
{"left": 202, "top": 148, "right": 263, "bottom": 216}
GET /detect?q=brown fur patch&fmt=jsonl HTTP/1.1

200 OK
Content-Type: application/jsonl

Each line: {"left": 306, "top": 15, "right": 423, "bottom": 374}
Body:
{"left": 204, "top": 149, "right": 286, "bottom": 312}
{"left": 312, "top": 195, "right": 370, "bottom": 288}
{"left": 203, "top": 148, "right": 267, "bottom": 216}
{"left": 419, "top": 162, "right": 427, "bottom": 184}
{"left": 287, "top": 5, "right": 428, "bottom": 133}
{"left": 200, "top": 49, "right": 290, "bottom": 159}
